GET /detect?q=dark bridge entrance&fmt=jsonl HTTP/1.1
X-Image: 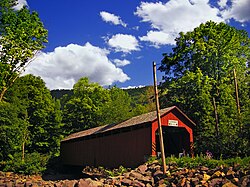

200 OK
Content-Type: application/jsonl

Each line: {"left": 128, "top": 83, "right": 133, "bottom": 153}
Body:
{"left": 156, "top": 126, "right": 190, "bottom": 157}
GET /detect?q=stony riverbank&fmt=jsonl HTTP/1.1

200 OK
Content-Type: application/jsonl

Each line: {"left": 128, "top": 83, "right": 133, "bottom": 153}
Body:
{"left": 0, "top": 160, "right": 250, "bottom": 186}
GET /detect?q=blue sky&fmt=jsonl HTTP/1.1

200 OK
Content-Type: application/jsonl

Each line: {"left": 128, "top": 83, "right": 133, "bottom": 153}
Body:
{"left": 18, "top": 0, "right": 250, "bottom": 90}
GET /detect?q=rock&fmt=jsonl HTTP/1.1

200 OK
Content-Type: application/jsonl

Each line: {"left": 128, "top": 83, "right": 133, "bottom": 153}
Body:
{"left": 5, "top": 172, "right": 13, "bottom": 178}
{"left": 232, "top": 177, "right": 239, "bottom": 183}
{"left": 0, "top": 171, "right": 4, "bottom": 177}
{"left": 132, "top": 180, "right": 146, "bottom": 187}
{"left": 222, "top": 182, "right": 237, "bottom": 187}
{"left": 179, "top": 177, "right": 186, "bottom": 187}
{"left": 25, "top": 180, "right": 33, "bottom": 187}
{"left": 239, "top": 175, "right": 250, "bottom": 187}
{"left": 153, "top": 165, "right": 161, "bottom": 172}
{"left": 129, "top": 171, "right": 144, "bottom": 180}
{"left": 113, "top": 178, "right": 121, "bottom": 186}
{"left": 212, "top": 171, "right": 225, "bottom": 178}
{"left": 157, "top": 179, "right": 166, "bottom": 185}
{"left": 153, "top": 169, "right": 163, "bottom": 177}
{"left": 203, "top": 173, "right": 211, "bottom": 181}
{"left": 78, "top": 179, "right": 90, "bottom": 187}
{"left": 226, "top": 169, "right": 235, "bottom": 179}
{"left": 146, "top": 183, "right": 152, "bottom": 187}
{"left": 85, "top": 178, "right": 103, "bottom": 187}
{"left": 0, "top": 180, "right": 5, "bottom": 187}
{"left": 121, "top": 178, "right": 132, "bottom": 186}
{"left": 15, "top": 182, "right": 25, "bottom": 187}
{"left": 63, "top": 180, "right": 78, "bottom": 187}
{"left": 200, "top": 180, "right": 208, "bottom": 186}
{"left": 54, "top": 181, "right": 64, "bottom": 187}
{"left": 190, "top": 177, "right": 199, "bottom": 186}
{"left": 31, "top": 183, "right": 39, "bottom": 187}
{"left": 123, "top": 172, "right": 130, "bottom": 178}
{"left": 138, "top": 164, "right": 148, "bottom": 174}
{"left": 31, "top": 175, "right": 43, "bottom": 181}
{"left": 170, "top": 183, "right": 176, "bottom": 187}
{"left": 209, "top": 178, "right": 223, "bottom": 186}
{"left": 200, "top": 166, "right": 209, "bottom": 171}
{"left": 5, "top": 181, "right": 14, "bottom": 187}
{"left": 139, "top": 175, "right": 153, "bottom": 184}
{"left": 185, "top": 180, "right": 191, "bottom": 187}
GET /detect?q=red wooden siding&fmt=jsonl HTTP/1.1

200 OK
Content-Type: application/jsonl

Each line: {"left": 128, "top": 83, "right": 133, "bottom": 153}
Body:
{"left": 61, "top": 126, "right": 152, "bottom": 168}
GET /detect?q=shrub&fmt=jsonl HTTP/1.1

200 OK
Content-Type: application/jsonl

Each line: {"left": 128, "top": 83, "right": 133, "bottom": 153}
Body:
{"left": 104, "top": 165, "right": 128, "bottom": 177}
{"left": 2, "top": 152, "right": 49, "bottom": 174}
{"left": 163, "top": 155, "right": 250, "bottom": 170}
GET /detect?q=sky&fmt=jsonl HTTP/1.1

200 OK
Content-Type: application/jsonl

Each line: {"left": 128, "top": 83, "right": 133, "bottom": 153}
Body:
{"left": 17, "top": 0, "right": 250, "bottom": 90}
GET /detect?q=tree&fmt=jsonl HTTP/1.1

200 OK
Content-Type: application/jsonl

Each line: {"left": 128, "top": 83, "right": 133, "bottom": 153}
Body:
{"left": 0, "top": 0, "right": 47, "bottom": 101}
{"left": 160, "top": 21, "right": 250, "bottom": 157}
{"left": 6, "top": 74, "right": 63, "bottom": 156}
{"left": 62, "top": 77, "right": 110, "bottom": 134}
{"left": 102, "top": 86, "right": 134, "bottom": 125}
{"left": 0, "top": 101, "right": 23, "bottom": 161}
{"left": 137, "top": 86, "right": 156, "bottom": 112}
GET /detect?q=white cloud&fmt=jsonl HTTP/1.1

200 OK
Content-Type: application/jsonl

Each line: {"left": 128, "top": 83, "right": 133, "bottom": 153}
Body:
{"left": 221, "top": 0, "right": 250, "bottom": 22}
{"left": 121, "top": 85, "right": 145, "bottom": 89}
{"left": 24, "top": 43, "right": 130, "bottom": 90}
{"left": 218, "top": 0, "right": 228, "bottom": 8}
{"left": 139, "top": 30, "right": 176, "bottom": 47}
{"left": 135, "top": 0, "right": 224, "bottom": 46}
{"left": 107, "top": 34, "right": 140, "bottom": 53}
{"left": 100, "top": 11, "right": 127, "bottom": 27}
{"left": 113, "top": 59, "right": 131, "bottom": 67}
{"left": 13, "top": 0, "right": 28, "bottom": 10}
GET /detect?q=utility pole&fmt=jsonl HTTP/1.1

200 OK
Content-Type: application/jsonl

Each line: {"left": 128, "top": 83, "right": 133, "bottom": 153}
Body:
{"left": 153, "top": 62, "right": 167, "bottom": 174}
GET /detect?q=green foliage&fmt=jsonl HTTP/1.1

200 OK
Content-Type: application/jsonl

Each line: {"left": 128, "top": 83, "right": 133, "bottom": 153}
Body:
{"left": 50, "top": 89, "right": 73, "bottom": 100}
{"left": 62, "top": 77, "right": 110, "bottom": 134}
{"left": 164, "top": 156, "right": 250, "bottom": 170}
{"left": 102, "top": 86, "right": 133, "bottom": 125}
{"left": 1, "top": 152, "right": 49, "bottom": 174}
{"left": 160, "top": 21, "right": 250, "bottom": 157}
{"left": 0, "top": 0, "right": 48, "bottom": 101}
{"left": 0, "top": 101, "right": 23, "bottom": 160}
{"left": 62, "top": 81, "right": 155, "bottom": 135}
{"left": 5, "top": 74, "right": 63, "bottom": 156}
{"left": 125, "top": 86, "right": 156, "bottom": 112}
{"left": 0, "top": 75, "right": 62, "bottom": 174}
{"left": 103, "top": 165, "right": 128, "bottom": 177}
{"left": 146, "top": 156, "right": 158, "bottom": 163}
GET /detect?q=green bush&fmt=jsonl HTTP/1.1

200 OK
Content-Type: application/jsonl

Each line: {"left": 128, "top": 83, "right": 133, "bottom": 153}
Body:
{"left": 163, "top": 155, "right": 250, "bottom": 170}
{"left": 104, "top": 165, "right": 128, "bottom": 177}
{"left": 2, "top": 152, "right": 49, "bottom": 174}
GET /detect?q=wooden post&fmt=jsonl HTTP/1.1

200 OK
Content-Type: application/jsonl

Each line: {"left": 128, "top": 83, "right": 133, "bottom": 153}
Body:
{"left": 153, "top": 62, "right": 167, "bottom": 174}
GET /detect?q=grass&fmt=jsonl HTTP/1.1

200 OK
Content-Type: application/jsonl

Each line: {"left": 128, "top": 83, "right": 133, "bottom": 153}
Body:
{"left": 148, "top": 155, "right": 250, "bottom": 170}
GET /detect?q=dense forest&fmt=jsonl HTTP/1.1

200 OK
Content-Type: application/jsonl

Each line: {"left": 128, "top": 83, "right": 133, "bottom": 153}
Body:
{"left": 0, "top": 0, "right": 249, "bottom": 174}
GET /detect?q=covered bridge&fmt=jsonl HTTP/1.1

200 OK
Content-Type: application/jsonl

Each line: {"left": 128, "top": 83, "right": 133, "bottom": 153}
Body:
{"left": 61, "top": 106, "right": 195, "bottom": 168}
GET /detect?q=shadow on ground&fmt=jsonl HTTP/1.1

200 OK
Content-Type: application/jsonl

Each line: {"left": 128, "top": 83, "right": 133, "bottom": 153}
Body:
{"left": 42, "top": 165, "right": 90, "bottom": 181}
{"left": 41, "top": 156, "right": 90, "bottom": 181}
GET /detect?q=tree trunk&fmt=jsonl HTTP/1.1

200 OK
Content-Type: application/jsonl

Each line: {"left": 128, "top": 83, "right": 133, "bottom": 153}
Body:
{"left": 213, "top": 97, "right": 219, "bottom": 137}
{"left": 0, "top": 87, "right": 7, "bottom": 102}
{"left": 22, "top": 142, "right": 25, "bottom": 162}
{"left": 233, "top": 69, "right": 240, "bottom": 115}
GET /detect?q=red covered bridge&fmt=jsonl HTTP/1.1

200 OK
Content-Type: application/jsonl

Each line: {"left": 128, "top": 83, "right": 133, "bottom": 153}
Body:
{"left": 61, "top": 106, "right": 195, "bottom": 168}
